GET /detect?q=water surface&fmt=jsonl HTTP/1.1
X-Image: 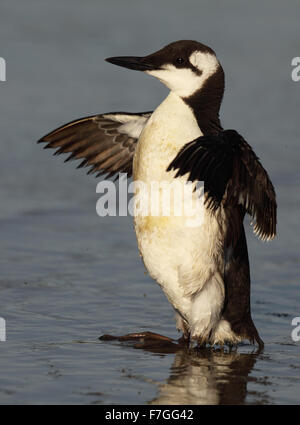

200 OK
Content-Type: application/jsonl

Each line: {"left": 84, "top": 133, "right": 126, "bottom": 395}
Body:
{"left": 0, "top": 0, "right": 299, "bottom": 404}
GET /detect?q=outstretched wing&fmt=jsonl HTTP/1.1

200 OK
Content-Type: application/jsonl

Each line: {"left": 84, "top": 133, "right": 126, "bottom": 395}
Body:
{"left": 167, "top": 130, "right": 277, "bottom": 241}
{"left": 38, "top": 111, "right": 152, "bottom": 179}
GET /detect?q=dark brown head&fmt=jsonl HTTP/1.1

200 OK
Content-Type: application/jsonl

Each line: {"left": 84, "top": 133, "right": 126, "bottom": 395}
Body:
{"left": 106, "top": 40, "right": 225, "bottom": 133}
{"left": 106, "top": 40, "right": 223, "bottom": 97}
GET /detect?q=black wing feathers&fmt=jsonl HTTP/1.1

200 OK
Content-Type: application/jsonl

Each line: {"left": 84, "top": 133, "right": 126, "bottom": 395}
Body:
{"left": 167, "top": 130, "right": 276, "bottom": 241}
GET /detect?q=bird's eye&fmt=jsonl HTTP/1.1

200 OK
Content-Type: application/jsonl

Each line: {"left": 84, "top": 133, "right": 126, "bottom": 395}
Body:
{"left": 176, "top": 57, "right": 185, "bottom": 65}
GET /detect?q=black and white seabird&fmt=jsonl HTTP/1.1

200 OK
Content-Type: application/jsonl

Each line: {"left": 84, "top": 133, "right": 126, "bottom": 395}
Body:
{"left": 38, "top": 40, "right": 277, "bottom": 349}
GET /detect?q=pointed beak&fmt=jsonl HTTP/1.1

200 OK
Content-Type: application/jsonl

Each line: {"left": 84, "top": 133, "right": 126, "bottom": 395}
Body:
{"left": 105, "top": 56, "right": 155, "bottom": 71}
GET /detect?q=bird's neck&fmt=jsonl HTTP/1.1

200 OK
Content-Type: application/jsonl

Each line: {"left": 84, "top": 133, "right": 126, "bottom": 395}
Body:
{"left": 183, "top": 65, "right": 225, "bottom": 135}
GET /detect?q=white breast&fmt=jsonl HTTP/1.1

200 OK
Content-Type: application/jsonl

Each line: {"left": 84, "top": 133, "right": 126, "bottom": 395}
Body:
{"left": 132, "top": 92, "right": 227, "bottom": 337}
{"left": 133, "top": 91, "right": 201, "bottom": 180}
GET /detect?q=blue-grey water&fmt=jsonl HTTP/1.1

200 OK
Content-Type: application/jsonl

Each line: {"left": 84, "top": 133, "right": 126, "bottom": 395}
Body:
{"left": 0, "top": 0, "right": 300, "bottom": 404}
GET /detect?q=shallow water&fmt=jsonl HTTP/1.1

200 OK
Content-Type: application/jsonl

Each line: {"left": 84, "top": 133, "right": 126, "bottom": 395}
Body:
{"left": 0, "top": 0, "right": 300, "bottom": 404}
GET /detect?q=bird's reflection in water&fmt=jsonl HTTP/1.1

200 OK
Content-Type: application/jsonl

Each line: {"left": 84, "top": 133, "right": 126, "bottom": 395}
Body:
{"left": 149, "top": 346, "right": 264, "bottom": 405}
{"left": 101, "top": 334, "right": 269, "bottom": 405}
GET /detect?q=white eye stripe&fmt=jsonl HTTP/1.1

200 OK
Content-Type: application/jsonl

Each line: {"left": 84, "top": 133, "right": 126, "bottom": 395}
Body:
{"left": 189, "top": 51, "right": 218, "bottom": 76}
{"left": 146, "top": 52, "right": 219, "bottom": 98}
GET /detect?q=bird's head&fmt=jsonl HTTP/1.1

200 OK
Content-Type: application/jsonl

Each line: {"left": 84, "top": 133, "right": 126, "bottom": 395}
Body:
{"left": 106, "top": 40, "right": 224, "bottom": 100}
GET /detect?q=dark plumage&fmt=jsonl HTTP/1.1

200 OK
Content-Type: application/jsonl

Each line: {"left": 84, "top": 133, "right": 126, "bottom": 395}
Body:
{"left": 167, "top": 129, "right": 276, "bottom": 241}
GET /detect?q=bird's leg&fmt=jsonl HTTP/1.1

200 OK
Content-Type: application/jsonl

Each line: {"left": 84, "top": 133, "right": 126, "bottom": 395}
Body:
{"left": 177, "top": 332, "right": 190, "bottom": 346}
{"left": 100, "top": 331, "right": 174, "bottom": 343}
{"left": 175, "top": 312, "right": 190, "bottom": 346}
{"left": 189, "top": 272, "right": 225, "bottom": 346}
{"left": 99, "top": 330, "right": 190, "bottom": 350}
{"left": 100, "top": 311, "right": 191, "bottom": 348}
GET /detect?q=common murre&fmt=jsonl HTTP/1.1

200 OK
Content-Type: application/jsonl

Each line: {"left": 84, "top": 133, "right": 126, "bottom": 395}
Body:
{"left": 38, "top": 40, "right": 277, "bottom": 349}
